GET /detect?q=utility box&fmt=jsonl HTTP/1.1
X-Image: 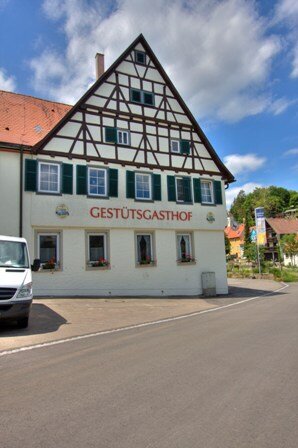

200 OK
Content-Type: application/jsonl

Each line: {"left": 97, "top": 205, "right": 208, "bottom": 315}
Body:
{"left": 201, "top": 272, "right": 216, "bottom": 297}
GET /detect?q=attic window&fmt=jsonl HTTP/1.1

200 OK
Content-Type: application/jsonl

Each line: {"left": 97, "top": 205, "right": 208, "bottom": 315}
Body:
{"left": 135, "top": 50, "right": 146, "bottom": 65}
{"left": 5, "top": 127, "right": 9, "bottom": 131}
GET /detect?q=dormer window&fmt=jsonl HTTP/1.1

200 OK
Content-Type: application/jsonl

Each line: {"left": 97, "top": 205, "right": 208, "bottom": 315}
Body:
{"left": 135, "top": 50, "right": 146, "bottom": 65}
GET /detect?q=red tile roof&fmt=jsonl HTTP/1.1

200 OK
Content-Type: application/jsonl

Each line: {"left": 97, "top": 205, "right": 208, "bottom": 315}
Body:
{"left": 225, "top": 223, "right": 245, "bottom": 240}
{"left": 0, "top": 90, "right": 71, "bottom": 147}
{"left": 266, "top": 218, "right": 298, "bottom": 235}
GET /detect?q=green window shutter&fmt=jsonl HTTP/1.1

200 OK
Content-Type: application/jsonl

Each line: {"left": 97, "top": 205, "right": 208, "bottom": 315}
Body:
{"left": 126, "top": 171, "right": 135, "bottom": 198}
{"left": 105, "top": 127, "right": 117, "bottom": 143}
{"left": 193, "top": 178, "right": 202, "bottom": 203}
{"left": 109, "top": 168, "right": 118, "bottom": 197}
{"left": 24, "top": 159, "right": 37, "bottom": 192}
{"left": 182, "top": 177, "right": 192, "bottom": 202}
{"left": 214, "top": 180, "right": 223, "bottom": 205}
{"left": 62, "top": 163, "right": 73, "bottom": 194}
{"left": 153, "top": 174, "right": 161, "bottom": 201}
{"left": 180, "top": 140, "right": 190, "bottom": 155}
{"left": 76, "top": 165, "right": 87, "bottom": 195}
{"left": 167, "top": 175, "right": 176, "bottom": 202}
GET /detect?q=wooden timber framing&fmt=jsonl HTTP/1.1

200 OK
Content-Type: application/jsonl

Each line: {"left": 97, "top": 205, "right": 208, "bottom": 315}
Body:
{"left": 33, "top": 34, "right": 235, "bottom": 183}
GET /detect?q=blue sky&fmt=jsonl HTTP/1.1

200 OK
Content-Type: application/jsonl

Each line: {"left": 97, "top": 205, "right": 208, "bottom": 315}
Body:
{"left": 0, "top": 0, "right": 297, "bottom": 205}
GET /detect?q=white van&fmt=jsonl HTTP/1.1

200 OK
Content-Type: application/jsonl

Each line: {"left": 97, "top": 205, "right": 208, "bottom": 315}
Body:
{"left": 0, "top": 235, "right": 40, "bottom": 328}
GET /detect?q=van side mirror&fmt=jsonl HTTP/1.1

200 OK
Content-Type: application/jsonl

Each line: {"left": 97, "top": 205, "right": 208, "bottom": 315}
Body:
{"left": 31, "top": 259, "right": 41, "bottom": 272}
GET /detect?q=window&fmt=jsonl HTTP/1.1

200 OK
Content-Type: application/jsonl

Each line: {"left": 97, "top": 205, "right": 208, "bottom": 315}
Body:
{"left": 105, "top": 127, "right": 130, "bottom": 145}
{"left": 175, "top": 177, "right": 192, "bottom": 203}
{"left": 201, "top": 180, "right": 214, "bottom": 204}
{"left": 135, "top": 173, "right": 152, "bottom": 200}
{"left": 117, "top": 130, "right": 129, "bottom": 145}
{"left": 88, "top": 167, "right": 107, "bottom": 197}
{"left": 87, "top": 233, "right": 109, "bottom": 268}
{"left": 38, "top": 233, "right": 60, "bottom": 269}
{"left": 177, "top": 234, "right": 194, "bottom": 262}
{"left": 135, "top": 50, "right": 146, "bottom": 65}
{"left": 175, "top": 178, "right": 184, "bottom": 202}
{"left": 0, "top": 240, "right": 29, "bottom": 268}
{"left": 171, "top": 140, "right": 180, "bottom": 153}
{"left": 136, "top": 234, "right": 154, "bottom": 265}
{"left": 143, "top": 92, "right": 154, "bottom": 106}
{"left": 38, "top": 162, "right": 61, "bottom": 193}
{"left": 170, "top": 140, "right": 190, "bottom": 155}
{"left": 130, "top": 89, "right": 155, "bottom": 106}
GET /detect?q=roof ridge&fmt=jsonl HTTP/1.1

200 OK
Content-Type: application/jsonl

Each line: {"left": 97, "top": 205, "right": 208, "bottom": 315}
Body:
{"left": 0, "top": 90, "right": 72, "bottom": 107}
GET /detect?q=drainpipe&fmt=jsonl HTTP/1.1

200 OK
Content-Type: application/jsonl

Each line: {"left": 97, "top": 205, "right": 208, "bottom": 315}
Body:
{"left": 19, "top": 145, "right": 23, "bottom": 237}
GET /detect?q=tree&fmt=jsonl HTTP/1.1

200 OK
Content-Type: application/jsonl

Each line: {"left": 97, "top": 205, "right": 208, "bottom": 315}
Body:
{"left": 229, "top": 186, "right": 297, "bottom": 224}
{"left": 225, "top": 234, "right": 231, "bottom": 255}
{"left": 281, "top": 234, "right": 298, "bottom": 266}
{"left": 243, "top": 209, "right": 252, "bottom": 259}
{"left": 289, "top": 191, "right": 298, "bottom": 210}
{"left": 230, "top": 190, "right": 246, "bottom": 223}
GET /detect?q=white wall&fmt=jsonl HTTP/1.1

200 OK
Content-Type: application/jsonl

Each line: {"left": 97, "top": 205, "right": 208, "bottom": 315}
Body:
{"left": 0, "top": 151, "right": 20, "bottom": 237}
{"left": 31, "top": 228, "right": 228, "bottom": 296}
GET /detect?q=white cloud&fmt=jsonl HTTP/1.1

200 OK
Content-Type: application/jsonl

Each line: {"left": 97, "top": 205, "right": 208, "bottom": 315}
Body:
{"left": 28, "top": 0, "right": 283, "bottom": 121}
{"left": 226, "top": 182, "right": 263, "bottom": 208}
{"left": 284, "top": 148, "right": 298, "bottom": 156}
{"left": 224, "top": 153, "right": 266, "bottom": 176}
{"left": 275, "top": 0, "right": 298, "bottom": 78}
{"left": 269, "top": 97, "right": 296, "bottom": 115}
{"left": 0, "top": 67, "right": 16, "bottom": 91}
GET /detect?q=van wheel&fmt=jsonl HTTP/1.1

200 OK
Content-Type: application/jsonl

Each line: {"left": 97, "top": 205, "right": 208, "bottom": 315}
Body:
{"left": 17, "top": 317, "right": 29, "bottom": 329}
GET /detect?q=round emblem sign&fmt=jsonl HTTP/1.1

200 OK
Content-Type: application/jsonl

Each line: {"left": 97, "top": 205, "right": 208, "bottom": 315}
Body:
{"left": 56, "top": 204, "right": 69, "bottom": 218}
{"left": 206, "top": 212, "right": 215, "bottom": 223}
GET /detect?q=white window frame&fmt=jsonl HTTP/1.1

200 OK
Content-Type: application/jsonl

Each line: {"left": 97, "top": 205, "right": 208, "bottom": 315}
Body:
{"left": 135, "top": 172, "right": 152, "bottom": 201}
{"left": 117, "top": 129, "right": 130, "bottom": 146}
{"left": 201, "top": 180, "right": 214, "bottom": 204}
{"left": 87, "top": 233, "right": 108, "bottom": 263}
{"left": 38, "top": 161, "right": 61, "bottom": 194}
{"left": 176, "top": 233, "right": 193, "bottom": 261}
{"left": 170, "top": 139, "right": 180, "bottom": 154}
{"left": 175, "top": 177, "right": 185, "bottom": 203}
{"left": 135, "top": 233, "right": 154, "bottom": 265}
{"left": 87, "top": 167, "right": 108, "bottom": 197}
{"left": 37, "top": 232, "right": 60, "bottom": 268}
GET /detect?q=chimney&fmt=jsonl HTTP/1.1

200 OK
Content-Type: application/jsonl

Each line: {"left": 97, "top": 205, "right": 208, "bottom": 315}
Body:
{"left": 95, "top": 53, "right": 105, "bottom": 79}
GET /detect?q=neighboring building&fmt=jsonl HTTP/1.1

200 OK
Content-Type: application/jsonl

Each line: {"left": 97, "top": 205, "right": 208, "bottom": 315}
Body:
{"left": 265, "top": 218, "right": 298, "bottom": 264}
{"left": 224, "top": 223, "right": 245, "bottom": 258}
{"left": 0, "top": 34, "right": 234, "bottom": 296}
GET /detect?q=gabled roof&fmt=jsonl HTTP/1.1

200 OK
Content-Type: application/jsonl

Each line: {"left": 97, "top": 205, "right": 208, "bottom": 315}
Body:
{"left": 225, "top": 223, "right": 245, "bottom": 240}
{"left": 32, "top": 34, "right": 235, "bottom": 183}
{"left": 266, "top": 218, "right": 298, "bottom": 235}
{"left": 0, "top": 90, "right": 71, "bottom": 147}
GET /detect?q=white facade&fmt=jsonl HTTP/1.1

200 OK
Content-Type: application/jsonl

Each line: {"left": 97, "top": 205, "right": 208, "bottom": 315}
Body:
{"left": 0, "top": 35, "right": 234, "bottom": 296}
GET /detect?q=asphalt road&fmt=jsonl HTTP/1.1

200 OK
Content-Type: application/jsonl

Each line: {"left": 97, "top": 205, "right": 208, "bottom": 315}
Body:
{"left": 1, "top": 283, "right": 297, "bottom": 448}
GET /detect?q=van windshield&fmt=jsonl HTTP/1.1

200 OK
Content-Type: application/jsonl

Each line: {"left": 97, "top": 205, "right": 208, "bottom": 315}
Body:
{"left": 0, "top": 241, "right": 29, "bottom": 268}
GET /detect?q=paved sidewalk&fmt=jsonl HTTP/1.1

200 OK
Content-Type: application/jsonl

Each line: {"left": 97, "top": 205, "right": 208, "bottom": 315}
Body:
{"left": 0, "top": 279, "right": 284, "bottom": 351}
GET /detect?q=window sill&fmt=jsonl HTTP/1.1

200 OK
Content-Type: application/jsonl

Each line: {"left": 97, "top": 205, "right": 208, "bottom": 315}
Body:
{"left": 37, "top": 267, "right": 62, "bottom": 273}
{"left": 177, "top": 261, "right": 196, "bottom": 266}
{"left": 135, "top": 261, "right": 157, "bottom": 268}
{"left": 36, "top": 191, "right": 62, "bottom": 196}
{"left": 86, "top": 265, "right": 110, "bottom": 271}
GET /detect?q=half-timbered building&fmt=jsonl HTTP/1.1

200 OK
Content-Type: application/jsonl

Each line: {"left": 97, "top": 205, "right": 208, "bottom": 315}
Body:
{"left": 0, "top": 34, "right": 234, "bottom": 296}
